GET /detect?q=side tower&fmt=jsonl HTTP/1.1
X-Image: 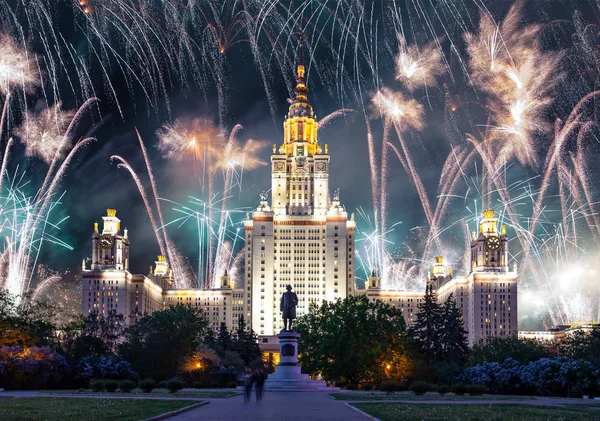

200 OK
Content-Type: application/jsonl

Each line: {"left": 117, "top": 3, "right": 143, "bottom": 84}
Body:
{"left": 91, "top": 209, "right": 130, "bottom": 271}
{"left": 83, "top": 209, "right": 133, "bottom": 319}
{"left": 246, "top": 52, "right": 355, "bottom": 337}
{"left": 467, "top": 209, "right": 517, "bottom": 345}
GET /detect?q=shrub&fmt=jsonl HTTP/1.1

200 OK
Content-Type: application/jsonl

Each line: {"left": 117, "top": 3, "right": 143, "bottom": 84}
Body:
{"left": 192, "top": 381, "right": 204, "bottom": 389}
{"left": 166, "top": 379, "right": 184, "bottom": 393}
{"left": 0, "top": 346, "right": 70, "bottom": 390}
{"left": 104, "top": 379, "right": 118, "bottom": 392}
{"left": 451, "top": 383, "right": 468, "bottom": 395}
{"left": 139, "top": 378, "right": 156, "bottom": 393}
{"left": 76, "top": 356, "right": 138, "bottom": 382}
{"left": 436, "top": 384, "right": 450, "bottom": 395}
{"left": 119, "top": 380, "right": 136, "bottom": 393}
{"left": 467, "top": 384, "right": 486, "bottom": 395}
{"left": 89, "top": 379, "right": 104, "bottom": 392}
{"left": 411, "top": 380, "right": 430, "bottom": 396}
{"left": 346, "top": 383, "right": 358, "bottom": 390}
{"left": 362, "top": 383, "right": 373, "bottom": 391}
{"left": 380, "top": 381, "right": 399, "bottom": 394}
{"left": 157, "top": 381, "right": 167, "bottom": 389}
{"left": 227, "top": 381, "right": 238, "bottom": 388}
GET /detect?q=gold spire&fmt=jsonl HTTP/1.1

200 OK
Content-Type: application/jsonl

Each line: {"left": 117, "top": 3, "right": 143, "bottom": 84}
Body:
{"left": 279, "top": 33, "right": 321, "bottom": 156}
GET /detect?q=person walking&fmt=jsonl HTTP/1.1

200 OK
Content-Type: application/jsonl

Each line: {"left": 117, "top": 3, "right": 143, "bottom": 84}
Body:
{"left": 254, "top": 368, "right": 266, "bottom": 402}
{"left": 243, "top": 367, "right": 253, "bottom": 403}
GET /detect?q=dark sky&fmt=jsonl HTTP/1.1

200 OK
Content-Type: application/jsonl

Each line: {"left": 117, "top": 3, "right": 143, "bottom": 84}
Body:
{"left": 3, "top": 0, "right": 600, "bottom": 327}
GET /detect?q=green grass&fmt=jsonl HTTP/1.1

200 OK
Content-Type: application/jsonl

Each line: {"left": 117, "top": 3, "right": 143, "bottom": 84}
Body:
{"left": 0, "top": 397, "right": 198, "bottom": 421}
{"left": 39, "top": 388, "right": 238, "bottom": 398}
{"left": 331, "top": 391, "right": 537, "bottom": 401}
{"left": 351, "top": 403, "right": 600, "bottom": 421}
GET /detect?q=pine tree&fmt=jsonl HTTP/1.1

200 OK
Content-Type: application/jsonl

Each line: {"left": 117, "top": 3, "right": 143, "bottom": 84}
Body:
{"left": 412, "top": 284, "right": 442, "bottom": 363}
{"left": 440, "top": 294, "right": 468, "bottom": 364}
{"left": 232, "top": 315, "right": 261, "bottom": 365}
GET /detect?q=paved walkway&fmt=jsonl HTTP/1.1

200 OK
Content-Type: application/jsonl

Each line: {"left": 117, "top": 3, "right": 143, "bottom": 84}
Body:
{"left": 168, "top": 391, "right": 367, "bottom": 421}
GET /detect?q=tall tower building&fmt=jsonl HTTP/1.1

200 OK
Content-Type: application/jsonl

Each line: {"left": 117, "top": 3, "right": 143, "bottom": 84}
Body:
{"left": 245, "top": 55, "right": 356, "bottom": 337}
{"left": 467, "top": 209, "right": 517, "bottom": 345}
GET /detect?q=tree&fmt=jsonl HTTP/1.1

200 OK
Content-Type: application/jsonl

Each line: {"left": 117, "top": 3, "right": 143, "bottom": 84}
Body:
{"left": 231, "top": 315, "right": 261, "bottom": 365}
{"left": 119, "top": 305, "right": 210, "bottom": 380}
{"left": 0, "top": 291, "right": 59, "bottom": 348}
{"left": 439, "top": 294, "right": 468, "bottom": 364}
{"left": 412, "top": 284, "right": 442, "bottom": 363}
{"left": 295, "top": 295, "right": 408, "bottom": 385}
{"left": 558, "top": 325, "right": 600, "bottom": 364}
{"left": 468, "top": 335, "right": 548, "bottom": 366}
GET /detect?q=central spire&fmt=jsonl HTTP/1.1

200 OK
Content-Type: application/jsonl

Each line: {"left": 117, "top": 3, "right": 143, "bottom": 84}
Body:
{"left": 280, "top": 32, "right": 321, "bottom": 156}
{"left": 294, "top": 32, "right": 308, "bottom": 101}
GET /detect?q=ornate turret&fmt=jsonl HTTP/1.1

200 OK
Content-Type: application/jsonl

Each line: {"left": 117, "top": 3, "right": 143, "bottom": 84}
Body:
{"left": 367, "top": 269, "right": 380, "bottom": 290}
{"left": 429, "top": 256, "right": 452, "bottom": 290}
{"left": 471, "top": 209, "right": 509, "bottom": 272}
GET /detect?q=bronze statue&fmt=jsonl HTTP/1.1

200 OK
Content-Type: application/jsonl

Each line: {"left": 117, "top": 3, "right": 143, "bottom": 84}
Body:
{"left": 280, "top": 285, "right": 298, "bottom": 331}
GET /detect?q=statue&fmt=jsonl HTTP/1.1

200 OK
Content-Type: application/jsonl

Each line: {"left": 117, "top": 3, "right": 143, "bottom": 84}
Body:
{"left": 259, "top": 191, "right": 268, "bottom": 202}
{"left": 280, "top": 285, "right": 298, "bottom": 331}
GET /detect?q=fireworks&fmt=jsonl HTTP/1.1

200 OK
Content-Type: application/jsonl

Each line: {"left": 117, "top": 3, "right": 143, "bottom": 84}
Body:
{"left": 14, "top": 103, "right": 75, "bottom": 164}
{"left": 0, "top": 1, "right": 597, "bottom": 327}
{"left": 0, "top": 34, "right": 38, "bottom": 94}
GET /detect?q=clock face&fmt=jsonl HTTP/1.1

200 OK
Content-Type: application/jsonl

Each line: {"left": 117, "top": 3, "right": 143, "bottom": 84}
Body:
{"left": 316, "top": 162, "right": 326, "bottom": 172}
{"left": 100, "top": 234, "right": 114, "bottom": 249}
{"left": 485, "top": 236, "right": 500, "bottom": 251}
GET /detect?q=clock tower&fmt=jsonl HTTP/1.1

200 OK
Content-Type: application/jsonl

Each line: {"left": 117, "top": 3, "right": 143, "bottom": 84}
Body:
{"left": 91, "top": 208, "right": 130, "bottom": 271}
{"left": 470, "top": 209, "right": 508, "bottom": 272}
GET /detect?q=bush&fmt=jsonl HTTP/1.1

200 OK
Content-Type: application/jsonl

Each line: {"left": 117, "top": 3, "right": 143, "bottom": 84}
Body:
{"left": 380, "top": 381, "right": 399, "bottom": 393}
{"left": 362, "top": 383, "right": 373, "bottom": 391}
{"left": 119, "top": 380, "right": 136, "bottom": 393}
{"left": 104, "top": 379, "right": 118, "bottom": 392}
{"left": 90, "top": 379, "right": 104, "bottom": 392}
{"left": 467, "top": 384, "right": 486, "bottom": 395}
{"left": 139, "top": 378, "right": 156, "bottom": 393}
{"left": 436, "top": 384, "right": 450, "bottom": 395}
{"left": 451, "top": 383, "right": 468, "bottom": 395}
{"left": 76, "top": 356, "right": 138, "bottom": 382}
{"left": 411, "top": 380, "right": 430, "bottom": 396}
{"left": 227, "top": 381, "right": 238, "bottom": 388}
{"left": 158, "top": 381, "right": 167, "bottom": 389}
{"left": 166, "top": 379, "right": 184, "bottom": 393}
{"left": 346, "top": 383, "right": 358, "bottom": 390}
{"left": 0, "top": 346, "right": 70, "bottom": 390}
{"left": 192, "top": 381, "right": 204, "bottom": 389}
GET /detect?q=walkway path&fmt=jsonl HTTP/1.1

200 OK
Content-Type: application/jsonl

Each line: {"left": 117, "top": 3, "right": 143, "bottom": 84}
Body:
{"left": 168, "top": 391, "right": 367, "bottom": 421}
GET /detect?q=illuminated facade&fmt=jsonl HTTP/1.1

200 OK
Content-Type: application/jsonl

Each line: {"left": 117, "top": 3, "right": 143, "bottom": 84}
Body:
{"left": 357, "top": 209, "right": 518, "bottom": 346}
{"left": 82, "top": 209, "right": 250, "bottom": 330}
{"left": 245, "top": 58, "right": 355, "bottom": 336}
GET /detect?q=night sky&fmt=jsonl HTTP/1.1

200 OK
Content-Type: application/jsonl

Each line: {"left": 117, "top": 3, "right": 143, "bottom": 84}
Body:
{"left": 3, "top": 0, "right": 600, "bottom": 329}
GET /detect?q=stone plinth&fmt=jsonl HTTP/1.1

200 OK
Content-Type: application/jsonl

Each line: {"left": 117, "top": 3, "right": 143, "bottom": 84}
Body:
{"left": 263, "top": 330, "right": 337, "bottom": 391}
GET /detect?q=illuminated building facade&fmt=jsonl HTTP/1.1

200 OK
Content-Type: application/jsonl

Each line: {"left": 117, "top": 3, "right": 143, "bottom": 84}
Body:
{"left": 82, "top": 209, "right": 250, "bottom": 330}
{"left": 244, "top": 57, "right": 355, "bottom": 337}
{"left": 357, "top": 209, "right": 518, "bottom": 346}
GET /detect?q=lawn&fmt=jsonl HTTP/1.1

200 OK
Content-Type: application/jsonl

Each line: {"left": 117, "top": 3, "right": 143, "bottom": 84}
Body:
{"left": 351, "top": 403, "right": 600, "bottom": 421}
{"left": 39, "top": 388, "right": 238, "bottom": 398}
{"left": 0, "top": 397, "right": 199, "bottom": 421}
{"left": 331, "top": 391, "right": 536, "bottom": 400}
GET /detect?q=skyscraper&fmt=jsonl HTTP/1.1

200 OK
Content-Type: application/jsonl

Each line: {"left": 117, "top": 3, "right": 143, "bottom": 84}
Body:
{"left": 245, "top": 57, "right": 355, "bottom": 337}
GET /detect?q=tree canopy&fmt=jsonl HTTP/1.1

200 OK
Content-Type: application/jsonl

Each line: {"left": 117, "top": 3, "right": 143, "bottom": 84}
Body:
{"left": 295, "top": 295, "right": 407, "bottom": 385}
{"left": 119, "top": 304, "right": 210, "bottom": 380}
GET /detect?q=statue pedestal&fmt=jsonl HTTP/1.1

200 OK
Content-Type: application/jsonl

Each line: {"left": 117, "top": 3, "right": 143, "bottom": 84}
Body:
{"left": 263, "top": 330, "right": 336, "bottom": 391}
